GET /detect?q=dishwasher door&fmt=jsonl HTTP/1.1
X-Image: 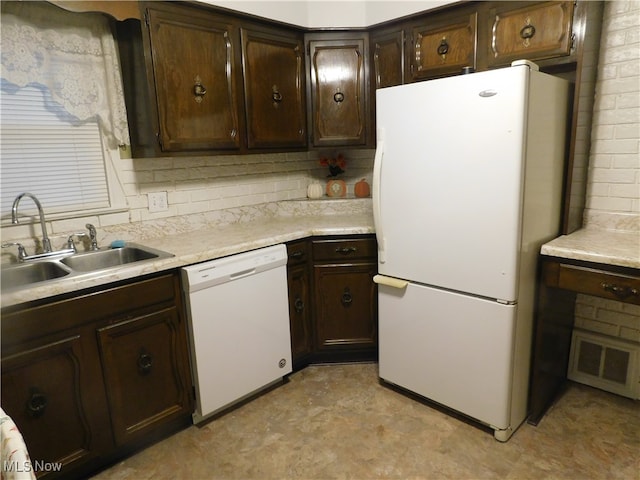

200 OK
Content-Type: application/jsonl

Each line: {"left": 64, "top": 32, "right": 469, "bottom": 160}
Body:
{"left": 181, "top": 244, "right": 292, "bottom": 424}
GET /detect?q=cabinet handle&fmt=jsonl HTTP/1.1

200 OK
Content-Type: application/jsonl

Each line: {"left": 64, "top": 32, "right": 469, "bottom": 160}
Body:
{"left": 333, "top": 91, "right": 345, "bottom": 103}
{"left": 437, "top": 37, "right": 449, "bottom": 57}
{"left": 601, "top": 282, "right": 639, "bottom": 300}
{"left": 294, "top": 296, "right": 304, "bottom": 313}
{"left": 335, "top": 246, "right": 357, "bottom": 255}
{"left": 26, "top": 389, "right": 47, "bottom": 418}
{"left": 272, "top": 85, "right": 283, "bottom": 103}
{"left": 520, "top": 18, "right": 536, "bottom": 47}
{"left": 290, "top": 251, "right": 304, "bottom": 259}
{"left": 193, "top": 76, "right": 207, "bottom": 103}
{"left": 491, "top": 16, "right": 500, "bottom": 57}
{"left": 138, "top": 351, "right": 153, "bottom": 375}
{"left": 341, "top": 287, "right": 353, "bottom": 307}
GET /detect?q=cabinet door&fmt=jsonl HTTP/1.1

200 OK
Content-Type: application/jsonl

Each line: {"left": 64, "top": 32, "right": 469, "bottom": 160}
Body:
{"left": 371, "top": 29, "right": 405, "bottom": 89}
{"left": 313, "top": 263, "right": 377, "bottom": 351}
{"left": 1, "top": 335, "right": 110, "bottom": 473}
{"left": 97, "top": 307, "right": 193, "bottom": 446}
{"left": 487, "top": 1, "right": 575, "bottom": 67}
{"left": 410, "top": 11, "right": 477, "bottom": 80}
{"left": 241, "top": 27, "right": 307, "bottom": 149}
{"left": 287, "top": 262, "right": 313, "bottom": 366}
{"left": 308, "top": 34, "right": 369, "bottom": 147}
{"left": 146, "top": 6, "right": 242, "bottom": 151}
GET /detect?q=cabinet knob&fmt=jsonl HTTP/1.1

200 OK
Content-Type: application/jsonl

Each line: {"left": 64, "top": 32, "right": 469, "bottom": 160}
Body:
{"left": 437, "top": 37, "right": 449, "bottom": 58}
{"left": 26, "top": 388, "right": 47, "bottom": 418}
{"left": 520, "top": 18, "right": 536, "bottom": 47}
{"left": 137, "top": 351, "right": 153, "bottom": 375}
{"left": 272, "top": 85, "right": 283, "bottom": 104}
{"left": 333, "top": 91, "right": 345, "bottom": 103}
{"left": 294, "top": 296, "right": 304, "bottom": 313}
{"left": 341, "top": 287, "right": 353, "bottom": 307}
{"left": 193, "top": 75, "right": 207, "bottom": 103}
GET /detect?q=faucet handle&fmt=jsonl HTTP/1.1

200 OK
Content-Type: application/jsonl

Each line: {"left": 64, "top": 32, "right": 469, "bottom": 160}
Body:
{"left": 85, "top": 224, "right": 99, "bottom": 251}
{"left": 2, "top": 242, "right": 28, "bottom": 261}
{"left": 66, "top": 233, "right": 87, "bottom": 253}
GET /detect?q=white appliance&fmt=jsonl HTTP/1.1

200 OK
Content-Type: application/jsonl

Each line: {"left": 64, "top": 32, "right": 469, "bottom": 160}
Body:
{"left": 373, "top": 60, "right": 569, "bottom": 442}
{"left": 181, "top": 244, "right": 292, "bottom": 425}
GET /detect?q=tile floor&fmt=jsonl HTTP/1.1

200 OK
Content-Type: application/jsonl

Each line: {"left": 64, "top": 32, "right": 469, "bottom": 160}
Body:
{"left": 92, "top": 363, "right": 639, "bottom": 480}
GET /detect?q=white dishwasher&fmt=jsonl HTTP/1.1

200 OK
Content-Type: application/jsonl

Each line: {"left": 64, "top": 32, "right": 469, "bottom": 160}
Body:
{"left": 181, "top": 244, "right": 292, "bottom": 425}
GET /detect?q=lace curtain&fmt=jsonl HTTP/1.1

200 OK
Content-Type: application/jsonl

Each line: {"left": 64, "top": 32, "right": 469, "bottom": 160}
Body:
{"left": 0, "top": 1, "right": 130, "bottom": 148}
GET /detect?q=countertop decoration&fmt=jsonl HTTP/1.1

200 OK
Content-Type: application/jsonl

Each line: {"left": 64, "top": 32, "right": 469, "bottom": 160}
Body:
{"left": 321, "top": 153, "right": 347, "bottom": 198}
{"left": 320, "top": 153, "right": 346, "bottom": 177}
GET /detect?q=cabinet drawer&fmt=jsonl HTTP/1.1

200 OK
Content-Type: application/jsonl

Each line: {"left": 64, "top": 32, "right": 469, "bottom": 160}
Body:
{"left": 488, "top": 1, "right": 575, "bottom": 66}
{"left": 411, "top": 11, "right": 477, "bottom": 79}
{"left": 312, "top": 237, "right": 377, "bottom": 262}
{"left": 557, "top": 264, "right": 640, "bottom": 305}
{"left": 287, "top": 240, "right": 310, "bottom": 267}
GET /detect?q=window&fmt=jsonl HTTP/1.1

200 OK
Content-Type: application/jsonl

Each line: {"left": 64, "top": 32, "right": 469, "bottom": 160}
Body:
{"left": 1, "top": 83, "right": 110, "bottom": 216}
{"left": 0, "top": 1, "right": 129, "bottom": 223}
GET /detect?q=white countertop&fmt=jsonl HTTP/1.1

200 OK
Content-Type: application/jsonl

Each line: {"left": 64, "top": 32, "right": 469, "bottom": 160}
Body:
{"left": 1, "top": 212, "right": 375, "bottom": 309}
{"left": 541, "top": 228, "right": 640, "bottom": 270}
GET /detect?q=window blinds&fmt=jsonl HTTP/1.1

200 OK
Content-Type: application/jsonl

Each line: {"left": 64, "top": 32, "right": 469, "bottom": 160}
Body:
{"left": 1, "top": 85, "right": 110, "bottom": 218}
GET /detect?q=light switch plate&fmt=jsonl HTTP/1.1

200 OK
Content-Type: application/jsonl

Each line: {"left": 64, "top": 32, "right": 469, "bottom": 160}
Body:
{"left": 148, "top": 191, "right": 168, "bottom": 212}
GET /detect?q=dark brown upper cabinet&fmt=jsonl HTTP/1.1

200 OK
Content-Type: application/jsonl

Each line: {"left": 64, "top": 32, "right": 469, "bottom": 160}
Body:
{"left": 486, "top": 1, "right": 575, "bottom": 67}
{"left": 145, "top": 5, "right": 243, "bottom": 152}
{"left": 306, "top": 32, "right": 371, "bottom": 148}
{"left": 371, "top": 29, "right": 405, "bottom": 89}
{"left": 409, "top": 9, "right": 478, "bottom": 80}
{"left": 241, "top": 26, "right": 307, "bottom": 149}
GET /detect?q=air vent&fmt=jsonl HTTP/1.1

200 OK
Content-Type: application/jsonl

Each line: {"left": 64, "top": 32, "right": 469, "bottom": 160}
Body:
{"left": 568, "top": 330, "right": 639, "bottom": 399}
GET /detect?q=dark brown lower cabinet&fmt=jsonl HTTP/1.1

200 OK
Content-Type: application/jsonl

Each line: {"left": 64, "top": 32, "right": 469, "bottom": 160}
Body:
{"left": 286, "top": 235, "right": 378, "bottom": 368}
{"left": 1, "top": 273, "right": 193, "bottom": 479}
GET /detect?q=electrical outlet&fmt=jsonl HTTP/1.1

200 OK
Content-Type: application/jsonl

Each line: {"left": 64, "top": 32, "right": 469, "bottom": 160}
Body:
{"left": 148, "top": 191, "right": 168, "bottom": 212}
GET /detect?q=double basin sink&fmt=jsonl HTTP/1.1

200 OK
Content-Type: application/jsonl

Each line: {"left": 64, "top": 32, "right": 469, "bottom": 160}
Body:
{"left": 1, "top": 244, "right": 174, "bottom": 292}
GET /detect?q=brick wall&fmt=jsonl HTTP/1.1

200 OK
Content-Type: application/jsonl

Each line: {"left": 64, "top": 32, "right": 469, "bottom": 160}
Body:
{"left": 583, "top": 0, "right": 640, "bottom": 232}
{"left": 576, "top": 1, "right": 640, "bottom": 352}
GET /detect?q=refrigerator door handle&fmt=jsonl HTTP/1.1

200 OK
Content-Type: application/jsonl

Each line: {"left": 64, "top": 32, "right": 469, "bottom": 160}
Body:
{"left": 373, "top": 133, "right": 385, "bottom": 263}
{"left": 373, "top": 274, "right": 408, "bottom": 289}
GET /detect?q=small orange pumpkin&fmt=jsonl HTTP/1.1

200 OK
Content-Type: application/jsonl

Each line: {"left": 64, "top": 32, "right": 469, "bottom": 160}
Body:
{"left": 354, "top": 178, "right": 370, "bottom": 198}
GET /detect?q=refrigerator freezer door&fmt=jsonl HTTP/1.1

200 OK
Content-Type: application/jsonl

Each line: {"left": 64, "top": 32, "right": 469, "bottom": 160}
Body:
{"left": 378, "top": 282, "right": 517, "bottom": 430}
{"left": 374, "top": 66, "right": 530, "bottom": 302}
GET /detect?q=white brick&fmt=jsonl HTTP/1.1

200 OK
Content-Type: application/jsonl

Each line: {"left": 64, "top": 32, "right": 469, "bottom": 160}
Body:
{"left": 610, "top": 183, "right": 640, "bottom": 198}
{"left": 586, "top": 195, "right": 633, "bottom": 211}
{"left": 619, "top": 59, "right": 640, "bottom": 77}
{"left": 598, "top": 78, "right": 640, "bottom": 96}
{"left": 590, "top": 139, "right": 638, "bottom": 154}
{"left": 593, "top": 124, "right": 616, "bottom": 139}
{"left": 616, "top": 92, "right": 640, "bottom": 108}
{"left": 602, "top": 44, "right": 640, "bottom": 65}
{"left": 577, "top": 317, "right": 620, "bottom": 336}
{"left": 615, "top": 123, "right": 640, "bottom": 138}
{"left": 612, "top": 154, "right": 640, "bottom": 168}
{"left": 593, "top": 107, "right": 640, "bottom": 125}
{"left": 620, "top": 326, "right": 640, "bottom": 342}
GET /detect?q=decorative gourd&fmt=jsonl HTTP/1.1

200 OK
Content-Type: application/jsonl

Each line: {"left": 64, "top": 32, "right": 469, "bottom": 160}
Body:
{"left": 326, "top": 179, "right": 346, "bottom": 198}
{"left": 307, "top": 183, "right": 323, "bottom": 199}
{"left": 354, "top": 178, "right": 370, "bottom": 198}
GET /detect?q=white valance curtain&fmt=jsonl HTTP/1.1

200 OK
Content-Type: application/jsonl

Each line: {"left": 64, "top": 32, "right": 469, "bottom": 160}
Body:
{"left": 0, "top": 1, "right": 130, "bottom": 148}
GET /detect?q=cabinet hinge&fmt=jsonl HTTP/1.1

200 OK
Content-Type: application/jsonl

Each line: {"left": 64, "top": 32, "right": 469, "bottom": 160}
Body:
{"left": 143, "top": 9, "right": 150, "bottom": 27}
{"left": 570, "top": 33, "right": 576, "bottom": 52}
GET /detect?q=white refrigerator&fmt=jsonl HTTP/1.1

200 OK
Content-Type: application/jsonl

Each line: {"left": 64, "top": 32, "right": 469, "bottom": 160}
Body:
{"left": 373, "top": 61, "right": 569, "bottom": 442}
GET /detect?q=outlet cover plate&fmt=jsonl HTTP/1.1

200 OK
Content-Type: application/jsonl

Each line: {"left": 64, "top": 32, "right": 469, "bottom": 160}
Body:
{"left": 148, "top": 191, "right": 168, "bottom": 212}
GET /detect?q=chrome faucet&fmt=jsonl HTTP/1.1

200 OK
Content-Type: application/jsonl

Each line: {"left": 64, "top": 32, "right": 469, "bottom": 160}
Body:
{"left": 86, "top": 223, "right": 99, "bottom": 251}
{"left": 11, "top": 193, "right": 52, "bottom": 253}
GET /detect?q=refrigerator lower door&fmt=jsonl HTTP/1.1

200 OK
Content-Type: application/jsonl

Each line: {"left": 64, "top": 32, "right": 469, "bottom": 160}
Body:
{"left": 378, "top": 282, "right": 518, "bottom": 434}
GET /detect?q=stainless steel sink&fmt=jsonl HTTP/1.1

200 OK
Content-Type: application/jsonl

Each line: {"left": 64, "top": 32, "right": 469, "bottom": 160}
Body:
{"left": 1, "top": 243, "right": 174, "bottom": 292}
{"left": 1, "top": 261, "right": 71, "bottom": 290}
{"left": 60, "top": 246, "right": 162, "bottom": 272}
